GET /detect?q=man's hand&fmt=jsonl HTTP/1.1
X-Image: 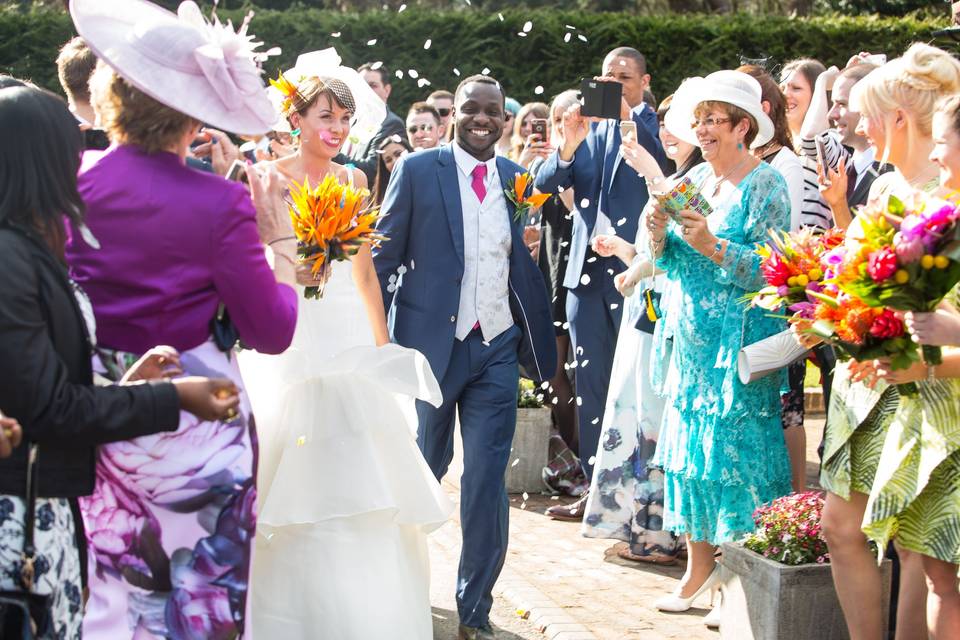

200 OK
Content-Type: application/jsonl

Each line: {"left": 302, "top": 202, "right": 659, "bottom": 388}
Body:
{"left": 559, "top": 104, "right": 591, "bottom": 163}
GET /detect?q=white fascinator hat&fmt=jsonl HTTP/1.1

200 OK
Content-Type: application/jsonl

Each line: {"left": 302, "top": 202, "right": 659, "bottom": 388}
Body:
{"left": 70, "top": 0, "right": 279, "bottom": 136}
{"left": 267, "top": 48, "right": 387, "bottom": 149}
{"left": 664, "top": 70, "right": 775, "bottom": 149}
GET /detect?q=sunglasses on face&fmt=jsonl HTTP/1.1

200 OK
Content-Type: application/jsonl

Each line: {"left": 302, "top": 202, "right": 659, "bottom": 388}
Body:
{"left": 408, "top": 123, "right": 436, "bottom": 134}
{"left": 436, "top": 108, "right": 451, "bottom": 117}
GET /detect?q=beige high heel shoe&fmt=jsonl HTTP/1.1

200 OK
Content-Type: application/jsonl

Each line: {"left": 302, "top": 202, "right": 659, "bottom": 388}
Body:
{"left": 654, "top": 563, "right": 722, "bottom": 613}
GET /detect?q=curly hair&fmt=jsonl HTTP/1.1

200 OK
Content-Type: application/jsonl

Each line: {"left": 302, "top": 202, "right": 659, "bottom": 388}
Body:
{"left": 90, "top": 63, "right": 197, "bottom": 154}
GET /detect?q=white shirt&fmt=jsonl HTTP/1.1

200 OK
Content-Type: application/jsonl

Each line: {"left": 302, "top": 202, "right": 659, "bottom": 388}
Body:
{"left": 851, "top": 147, "right": 876, "bottom": 190}
{"left": 767, "top": 147, "right": 805, "bottom": 232}
{"left": 451, "top": 142, "right": 514, "bottom": 342}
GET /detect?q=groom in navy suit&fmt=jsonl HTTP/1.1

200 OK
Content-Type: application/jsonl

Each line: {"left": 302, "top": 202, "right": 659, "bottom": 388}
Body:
{"left": 373, "top": 75, "right": 556, "bottom": 639}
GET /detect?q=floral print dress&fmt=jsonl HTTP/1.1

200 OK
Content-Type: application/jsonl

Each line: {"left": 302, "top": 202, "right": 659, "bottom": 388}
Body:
{"left": 79, "top": 341, "right": 257, "bottom": 640}
{"left": 651, "top": 162, "right": 793, "bottom": 544}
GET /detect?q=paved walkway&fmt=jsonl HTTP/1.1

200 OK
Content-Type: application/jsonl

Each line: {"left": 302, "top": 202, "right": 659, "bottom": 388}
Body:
{"left": 429, "top": 417, "right": 826, "bottom": 639}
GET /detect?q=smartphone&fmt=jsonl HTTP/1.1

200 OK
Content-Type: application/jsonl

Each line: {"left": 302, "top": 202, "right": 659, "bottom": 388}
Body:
{"left": 619, "top": 120, "right": 637, "bottom": 141}
{"left": 225, "top": 159, "right": 249, "bottom": 184}
{"left": 815, "top": 137, "right": 830, "bottom": 186}
{"left": 531, "top": 118, "right": 548, "bottom": 141}
{"left": 579, "top": 78, "right": 622, "bottom": 120}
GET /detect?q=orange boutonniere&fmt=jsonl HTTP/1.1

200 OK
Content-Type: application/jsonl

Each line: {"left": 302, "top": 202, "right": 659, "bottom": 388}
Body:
{"left": 505, "top": 172, "right": 552, "bottom": 223}
{"left": 269, "top": 71, "right": 301, "bottom": 114}
{"left": 288, "top": 174, "right": 386, "bottom": 299}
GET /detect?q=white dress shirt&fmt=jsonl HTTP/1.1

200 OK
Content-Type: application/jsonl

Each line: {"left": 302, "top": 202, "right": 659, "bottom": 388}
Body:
{"left": 451, "top": 142, "right": 514, "bottom": 342}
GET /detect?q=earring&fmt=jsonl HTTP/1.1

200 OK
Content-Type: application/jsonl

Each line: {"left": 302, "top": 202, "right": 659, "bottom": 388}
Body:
{"left": 737, "top": 142, "right": 744, "bottom": 151}
{"left": 291, "top": 128, "right": 301, "bottom": 138}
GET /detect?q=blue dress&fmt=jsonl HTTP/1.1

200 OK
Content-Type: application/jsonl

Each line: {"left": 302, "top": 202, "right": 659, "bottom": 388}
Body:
{"left": 651, "top": 162, "right": 792, "bottom": 544}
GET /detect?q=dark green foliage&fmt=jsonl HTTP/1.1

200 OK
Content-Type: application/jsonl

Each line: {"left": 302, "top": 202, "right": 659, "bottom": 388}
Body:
{"left": 0, "top": 6, "right": 945, "bottom": 110}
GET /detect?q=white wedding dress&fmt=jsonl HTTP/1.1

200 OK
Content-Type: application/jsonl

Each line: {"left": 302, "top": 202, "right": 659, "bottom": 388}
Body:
{"left": 239, "top": 259, "right": 452, "bottom": 639}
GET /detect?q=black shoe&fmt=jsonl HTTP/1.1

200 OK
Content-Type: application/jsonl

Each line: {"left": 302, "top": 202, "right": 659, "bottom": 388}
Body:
{"left": 458, "top": 623, "right": 495, "bottom": 640}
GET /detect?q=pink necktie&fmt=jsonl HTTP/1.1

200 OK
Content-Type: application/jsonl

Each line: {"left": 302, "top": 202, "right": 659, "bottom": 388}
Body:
{"left": 471, "top": 163, "right": 487, "bottom": 202}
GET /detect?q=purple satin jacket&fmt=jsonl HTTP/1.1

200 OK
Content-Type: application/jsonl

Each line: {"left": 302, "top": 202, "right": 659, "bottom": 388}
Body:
{"left": 66, "top": 145, "right": 297, "bottom": 355}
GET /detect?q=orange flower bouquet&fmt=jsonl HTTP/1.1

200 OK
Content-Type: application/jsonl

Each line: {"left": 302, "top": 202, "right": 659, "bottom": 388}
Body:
{"left": 505, "top": 172, "right": 551, "bottom": 223}
{"left": 288, "top": 174, "right": 385, "bottom": 299}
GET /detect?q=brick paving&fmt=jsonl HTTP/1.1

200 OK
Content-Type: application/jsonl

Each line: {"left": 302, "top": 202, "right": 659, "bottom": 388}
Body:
{"left": 430, "top": 416, "right": 826, "bottom": 639}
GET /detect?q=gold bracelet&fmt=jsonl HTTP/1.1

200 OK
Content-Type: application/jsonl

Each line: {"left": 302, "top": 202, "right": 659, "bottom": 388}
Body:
{"left": 927, "top": 364, "right": 937, "bottom": 382}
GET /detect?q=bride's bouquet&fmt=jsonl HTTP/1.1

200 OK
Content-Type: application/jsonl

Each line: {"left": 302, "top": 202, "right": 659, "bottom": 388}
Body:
{"left": 288, "top": 174, "right": 385, "bottom": 299}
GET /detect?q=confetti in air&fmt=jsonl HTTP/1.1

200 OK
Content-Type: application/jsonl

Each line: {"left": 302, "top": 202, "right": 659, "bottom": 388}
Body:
{"left": 367, "top": 38, "right": 377, "bottom": 45}
{"left": 522, "top": 21, "right": 533, "bottom": 33}
{"left": 534, "top": 86, "right": 544, "bottom": 95}
{"left": 564, "top": 33, "right": 572, "bottom": 43}
{"left": 408, "top": 69, "right": 419, "bottom": 78}
{"left": 580, "top": 274, "right": 591, "bottom": 286}
{"left": 580, "top": 198, "right": 590, "bottom": 208}
{"left": 482, "top": 67, "right": 491, "bottom": 75}
{"left": 371, "top": 61, "right": 383, "bottom": 70}
{"left": 424, "top": 39, "right": 432, "bottom": 50}
{"left": 331, "top": 32, "right": 341, "bottom": 37}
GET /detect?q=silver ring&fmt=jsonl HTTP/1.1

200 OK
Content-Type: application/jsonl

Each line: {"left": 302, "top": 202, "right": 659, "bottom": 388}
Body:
{"left": 682, "top": 227, "right": 689, "bottom": 236}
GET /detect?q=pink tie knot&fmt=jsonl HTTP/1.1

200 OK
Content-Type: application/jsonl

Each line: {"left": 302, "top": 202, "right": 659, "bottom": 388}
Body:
{"left": 471, "top": 163, "right": 488, "bottom": 202}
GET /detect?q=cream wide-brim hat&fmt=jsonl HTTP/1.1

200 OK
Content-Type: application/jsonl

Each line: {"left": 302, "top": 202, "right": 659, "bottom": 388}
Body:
{"left": 664, "top": 70, "right": 775, "bottom": 150}
{"left": 70, "top": 0, "right": 277, "bottom": 136}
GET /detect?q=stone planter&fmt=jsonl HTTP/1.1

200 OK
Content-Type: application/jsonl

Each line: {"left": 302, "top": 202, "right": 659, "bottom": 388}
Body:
{"left": 719, "top": 542, "right": 891, "bottom": 640}
{"left": 505, "top": 407, "right": 551, "bottom": 494}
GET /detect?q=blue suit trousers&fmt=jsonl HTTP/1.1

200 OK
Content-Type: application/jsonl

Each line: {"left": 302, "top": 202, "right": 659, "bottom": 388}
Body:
{"left": 416, "top": 325, "right": 521, "bottom": 628}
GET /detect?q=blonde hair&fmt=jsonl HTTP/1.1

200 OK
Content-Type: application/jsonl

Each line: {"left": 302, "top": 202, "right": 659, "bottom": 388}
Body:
{"left": 852, "top": 43, "right": 960, "bottom": 141}
{"left": 90, "top": 63, "right": 197, "bottom": 154}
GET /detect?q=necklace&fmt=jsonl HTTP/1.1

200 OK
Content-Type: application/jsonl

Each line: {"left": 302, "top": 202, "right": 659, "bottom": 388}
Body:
{"left": 710, "top": 155, "right": 754, "bottom": 197}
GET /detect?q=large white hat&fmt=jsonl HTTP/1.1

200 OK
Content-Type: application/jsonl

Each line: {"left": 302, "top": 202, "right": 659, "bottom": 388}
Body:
{"left": 267, "top": 48, "right": 387, "bottom": 149}
{"left": 70, "top": 0, "right": 278, "bottom": 136}
{"left": 664, "top": 70, "right": 775, "bottom": 149}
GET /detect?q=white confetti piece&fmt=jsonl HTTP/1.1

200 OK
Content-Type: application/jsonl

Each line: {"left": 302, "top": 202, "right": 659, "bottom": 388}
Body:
{"left": 553, "top": 321, "right": 562, "bottom": 327}
{"left": 576, "top": 346, "right": 584, "bottom": 355}
{"left": 551, "top": 495, "right": 560, "bottom": 500}
{"left": 580, "top": 274, "right": 591, "bottom": 285}
{"left": 591, "top": 417, "right": 599, "bottom": 424}
{"left": 512, "top": 458, "right": 520, "bottom": 467}
{"left": 580, "top": 198, "right": 590, "bottom": 208}
{"left": 517, "top": 32, "right": 527, "bottom": 38}
{"left": 540, "top": 381, "right": 550, "bottom": 389}
{"left": 418, "top": 78, "right": 431, "bottom": 88}
{"left": 586, "top": 256, "right": 597, "bottom": 263}
{"left": 607, "top": 269, "right": 615, "bottom": 275}
{"left": 522, "top": 492, "right": 529, "bottom": 501}
{"left": 387, "top": 283, "right": 396, "bottom": 293}
{"left": 371, "top": 61, "right": 383, "bottom": 70}
{"left": 410, "top": 260, "right": 415, "bottom": 270}
{"left": 498, "top": 12, "right": 504, "bottom": 21}
{"left": 388, "top": 274, "right": 397, "bottom": 283}
{"left": 588, "top": 455, "right": 596, "bottom": 465}
{"left": 367, "top": 38, "right": 377, "bottom": 45}
{"left": 564, "top": 33, "right": 572, "bottom": 43}
{"left": 396, "top": 70, "right": 404, "bottom": 79}
{"left": 534, "top": 85, "right": 544, "bottom": 95}
{"left": 617, "top": 217, "right": 627, "bottom": 226}
{"left": 619, "top": 59, "right": 627, "bottom": 66}
{"left": 523, "top": 20, "right": 533, "bottom": 33}
{"left": 408, "top": 69, "right": 419, "bottom": 78}
{"left": 581, "top": 359, "right": 589, "bottom": 367}
{"left": 576, "top": 396, "right": 583, "bottom": 406}
{"left": 552, "top": 397, "right": 559, "bottom": 405}
{"left": 482, "top": 67, "right": 491, "bottom": 75}
{"left": 397, "top": 265, "right": 408, "bottom": 275}
{"left": 423, "top": 39, "right": 432, "bottom": 50}
{"left": 610, "top": 303, "right": 619, "bottom": 310}
{"left": 520, "top": 502, "right": 527, "bottom": 510}
{"left": 557, "top": 185, "right": 565, "bottom": 192}
{"left": 565, "top": 24, "right": 576, "bottom": 30}
{"left": 398, "top": 3, "right": 406, "bottom": 11}
{"left": 562, "top": 321, "right": 570, "bottom": 330}
{"left": 569, "top": 360, "right": 578, "bottom": 369}
{"left": 578, "top": 34, "right": 588, "bottom": 42}
{"left": 453, "top": 68, "right": 461, "bottom": 77}
{"left": 331, "top": 32, "right": 341, "bottom": 38}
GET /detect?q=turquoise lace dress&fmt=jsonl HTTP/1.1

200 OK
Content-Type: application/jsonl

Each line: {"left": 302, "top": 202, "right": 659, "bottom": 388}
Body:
{"left": 650, "top": 162, "right": 793, "bottom": 544}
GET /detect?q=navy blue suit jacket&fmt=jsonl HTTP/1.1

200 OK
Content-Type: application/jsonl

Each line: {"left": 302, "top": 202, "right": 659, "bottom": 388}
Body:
{"left": 533, "top": 103, "right": 665, "bottom": 292}
{"left": 373, "top": 145, "right": 557, "bottom": 383}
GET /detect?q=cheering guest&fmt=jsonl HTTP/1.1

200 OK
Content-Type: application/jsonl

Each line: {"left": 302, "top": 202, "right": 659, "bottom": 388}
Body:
{"left": 427, "top": 88, "right": 455, "bottom": 140}
{"left": 344, "top": 62, "right": 406, "bottom": 184}
{"left": 407, "top": 101, "right": 443, "bottom": 150}
{"left": 534, "top": 46, "right": 666, "bottom": 520}
{"left": 67, "top": 1, "right": 298, "bottom": 636}
{"left": 0, "top": 83, "right": 239, "bottom": 640}
{"left": 371, "top": 134, "right": 413, "bottom": 206}
{"left": 808, "top": 43, "right": 960, "bottom": 640}
{"left": 511, "top": 102, "right": 549, "bottom": 163}
{"left": 582, "top": 92, "right": 701, "bottom": 569}
{"left": 649, "top": 70, "right": 792, "bottom": 613}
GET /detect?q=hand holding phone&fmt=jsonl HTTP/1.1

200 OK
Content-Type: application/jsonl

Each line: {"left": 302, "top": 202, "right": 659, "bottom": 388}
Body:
{"left": 815, "top": 137, "right": 830, "bottom": 187}
{"left": 619, "top": 120, "right": 637, "bottom": 142}
{"left": 225, "top": 159, "right": 250, "bottom": 184}
{"left": 579, "top": 78, "right": 623, "bottom": 120}
{"left": 531, "top": 118, "right": 548, "bottom": 142}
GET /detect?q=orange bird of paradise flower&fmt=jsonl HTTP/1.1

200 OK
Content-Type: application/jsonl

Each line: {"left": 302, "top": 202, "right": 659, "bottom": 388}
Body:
{"left": 506, "top": 172, "right": 552, "bottom": 222}
{"left": 287, "top": 174, "right": 386, "bottom": 298}
{"left": 269, "top": 71, "right": 301, "bottom": 114}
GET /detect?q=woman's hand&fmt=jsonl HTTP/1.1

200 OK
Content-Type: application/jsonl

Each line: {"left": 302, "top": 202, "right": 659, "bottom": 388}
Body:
{"left": 591, "top": 234, "right": 626, "bottom": 258}
{"left": 817, "top": 154, "right": 848, "bottom": 209}
{"left": 614, "top": 262, "right": 644, "bottom": 296}
{"left": 0, "top": 417, "right": 23, "bottom": 458}
{"left": 848, "top": 359, "right": 882, "bottom": 388}
{"left": 295, "top": 262, "right": 333, "bottom": 288}
{"left": 518, "top": 134, "right": 555, "bottom": 168}
{"left": 621, "top": 137, "right": 663, "bottom": 180}
{"left": 790, "top": 320, "right": 824, "bottom": 350}
{"left": 645, "top": 202, "right": 669, "bottom": 244}
{"left": 122, "top": 346, "right": 183, "bottom": 383}
{"left": 246, "top": 164, "right": 294, "bottom": 246}
{"left": 677, "top": 209, "right": 716, "bottom": 256}
{"left": 192, "top": 128, "right": 241, "bottom": 176}
{"left": 172, "top": 377, "right": 241, "bottom": 422}
{"left": 904, "top": 306, "right": 960, "bottom": 347}
{"left": 873, "top": 358, "right": 927, "bottom": 386}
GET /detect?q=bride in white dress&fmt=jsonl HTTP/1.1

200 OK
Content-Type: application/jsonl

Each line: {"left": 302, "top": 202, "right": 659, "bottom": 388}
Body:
{"left": 239, "top": 56, "right": 451, "bottom": 639}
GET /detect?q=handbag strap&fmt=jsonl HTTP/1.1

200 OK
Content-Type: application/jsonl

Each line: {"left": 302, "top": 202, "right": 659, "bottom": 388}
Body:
{"left": 19, "top": 444, "right": 40, "bottom": 591}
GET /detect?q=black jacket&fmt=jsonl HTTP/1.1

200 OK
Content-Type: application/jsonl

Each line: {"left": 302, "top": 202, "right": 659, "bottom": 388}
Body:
{"left": 0, "top": 226, "right": 180, "bottom": 498}
{"left": 336, "top": 108, "right": 406, "bottom": 185}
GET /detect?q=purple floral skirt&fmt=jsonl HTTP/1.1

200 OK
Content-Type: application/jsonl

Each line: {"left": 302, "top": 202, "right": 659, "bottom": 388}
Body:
{"left": 79, "top": 341, "right": 257, "bottom": 640}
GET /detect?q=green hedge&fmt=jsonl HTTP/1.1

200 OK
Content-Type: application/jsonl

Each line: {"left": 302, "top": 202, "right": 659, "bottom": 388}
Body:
{"left": 0, "top": 7, "right": 947, "bottom": 110}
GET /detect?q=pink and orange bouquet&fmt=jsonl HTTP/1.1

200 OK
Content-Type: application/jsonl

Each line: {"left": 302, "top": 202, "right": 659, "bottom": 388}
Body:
{"left": 830, "top": 194, "right": 960, "bottom": 366}
{"left": 745, "top": 227, "right": 843, "bottom": 317}
{"left": 288, "top": 174, "right": 385, "bottom": 299}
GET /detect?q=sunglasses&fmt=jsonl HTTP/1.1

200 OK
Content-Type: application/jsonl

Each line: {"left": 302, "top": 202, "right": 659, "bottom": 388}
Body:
{"left": 408, "top": 123, "right": 436, "bottom": 134}
{"left": 436, "top": 108, "right": 451, "bottom": 117}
